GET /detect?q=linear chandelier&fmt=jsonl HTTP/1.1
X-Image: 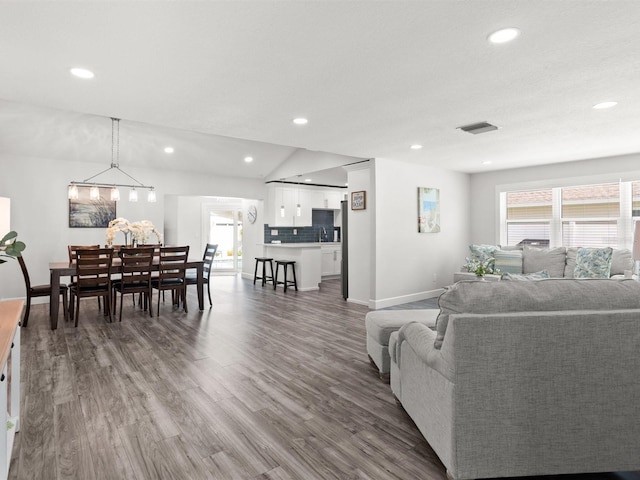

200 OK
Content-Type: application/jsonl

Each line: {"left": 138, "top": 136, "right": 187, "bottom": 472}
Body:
{"left": 68, "top": 117, "right": 156, "bottom": 203}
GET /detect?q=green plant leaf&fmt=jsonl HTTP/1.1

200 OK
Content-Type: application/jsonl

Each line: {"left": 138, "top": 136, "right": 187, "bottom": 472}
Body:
{"left": 1, "top": 231, "right": 17, "bottom": 245}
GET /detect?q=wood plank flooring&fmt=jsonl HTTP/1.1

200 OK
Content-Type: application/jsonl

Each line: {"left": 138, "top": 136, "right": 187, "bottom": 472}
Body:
{"left": 10, "top": 277, "right": 640, "bottom": 480}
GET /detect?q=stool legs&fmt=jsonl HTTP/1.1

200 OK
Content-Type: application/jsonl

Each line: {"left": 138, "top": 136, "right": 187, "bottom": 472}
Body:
{"left": 274, "top": 261, "right": 297, "bottom": 292}
{"left": 253, "top": 258, "right": 274, "bottom": 286}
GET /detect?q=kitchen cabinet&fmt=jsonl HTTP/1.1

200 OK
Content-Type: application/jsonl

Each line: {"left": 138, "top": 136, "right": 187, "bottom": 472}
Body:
{"left": 311, "top": 189, "right": 344, "bottom": 209}
{"left": 267, "top": 185, "right": 312, "bottom": 227}
{"left": 321, "top": 245, "right": 342, "bottom": 276}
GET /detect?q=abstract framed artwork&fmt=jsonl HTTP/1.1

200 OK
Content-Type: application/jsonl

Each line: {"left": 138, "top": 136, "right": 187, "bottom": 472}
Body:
{"left": 69, "top": 186, "right": 117, "bottom": 228}
{"left": 418, "top": 187, "right": 440, "bottom": 233}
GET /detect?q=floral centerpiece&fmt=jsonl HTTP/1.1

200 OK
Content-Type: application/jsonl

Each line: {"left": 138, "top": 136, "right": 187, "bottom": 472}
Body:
{"left": 0, "top": 231, "right": 25, "bottom": 264}
{"left": 464, "top": 257, "right": 499, "bottom": 277}
{"left": 106, "top": 218, "right": 162, "bottom": 246}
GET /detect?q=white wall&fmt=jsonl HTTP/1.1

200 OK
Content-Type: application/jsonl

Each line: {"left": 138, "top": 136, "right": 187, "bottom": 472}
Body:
{"left": 371, "top": 158, "right": 470, "bottom": 308}
{"left": 470, "top": 152, "right": 640, "bottom": 244}
{"left": 0, "top": 153, "right": 266, "bottom": 301}
{"left": 345, "top": 163, "right": 372, "bottom": 306}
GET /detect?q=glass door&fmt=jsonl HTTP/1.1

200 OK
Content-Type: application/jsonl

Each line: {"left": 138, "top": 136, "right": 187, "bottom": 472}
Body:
{"left": 208, "top": 209, "right": 243, "bottom": 272}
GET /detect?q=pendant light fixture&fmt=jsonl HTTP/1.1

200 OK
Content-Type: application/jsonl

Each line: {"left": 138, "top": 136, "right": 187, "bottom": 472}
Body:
{"left": 280, "top": 180, "right": 285, "bottom": 217}
{"left": 68, "top": 117, "right": 156, "bottom": 202}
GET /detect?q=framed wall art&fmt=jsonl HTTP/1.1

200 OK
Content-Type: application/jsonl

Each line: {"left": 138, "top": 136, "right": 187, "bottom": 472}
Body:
{"left": 351, "top": 191, "right": 366, "bottom": 210}
{"left": 418, "top": 187, "right": 440, "bottom": 233}
{"left": 69, "top": 186, "right": 117, "bottom": 228}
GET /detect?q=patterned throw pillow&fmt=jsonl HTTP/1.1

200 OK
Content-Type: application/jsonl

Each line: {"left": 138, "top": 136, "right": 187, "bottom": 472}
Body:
{"left": 501, "top": 270, "right": 550, "bottom": 281}
{"left": 469, "top": 244, "right": 498, "bottom": 272}
{"left": 574, "top": 247, "right": 613, "bottom": 279}
{"left": 494, "top": 249, "right": 523, "bottom": 274}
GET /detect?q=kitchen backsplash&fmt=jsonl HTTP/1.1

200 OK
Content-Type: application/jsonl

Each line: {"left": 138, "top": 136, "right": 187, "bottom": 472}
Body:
{"left": 264, "top": 210, "right": 340, "bottom": 243}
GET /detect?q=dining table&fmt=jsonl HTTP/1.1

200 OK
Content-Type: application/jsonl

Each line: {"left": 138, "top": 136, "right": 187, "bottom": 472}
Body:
{"left": 48, "top": 258, "right": 205, "bottom": 330}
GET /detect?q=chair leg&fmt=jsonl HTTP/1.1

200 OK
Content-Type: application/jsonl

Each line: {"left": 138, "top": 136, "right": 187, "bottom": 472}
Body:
{"left": 62, "top": 290, "right": 69, "bottom": 322}
{"left": 119, "top": 292, "right": 124, "bottom": 322}
{"left": 22, "top": 294, "right": 32, "bottom": 327}
{"left": 206, "top": 280, "right": 212, "bottom": 307}
{"left": 253, "top": 259, "right": 259, "bottom": 285}
{"left": 106, "top": 293, "right": 112, "bottom": 323}
{"left": 74, "top": 295, "right": 80, "bottom": 327}
{"left": 183, "top": 287, "right": 188, "bottom": 313}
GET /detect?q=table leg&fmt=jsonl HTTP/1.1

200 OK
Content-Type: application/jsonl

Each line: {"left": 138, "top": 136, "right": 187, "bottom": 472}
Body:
{"left": 197, "top": 263, "right": 204, "bottom": 311}
{"left": 50, "top": 270, "right": 61, "bottom": 330}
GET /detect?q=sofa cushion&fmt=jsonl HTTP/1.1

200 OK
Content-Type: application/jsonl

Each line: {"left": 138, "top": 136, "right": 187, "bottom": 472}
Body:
{"left": 469, "top": 244, "right": 498, "bottom": 262}
{"left": 494, "top": 249, "right": 523, "bottom": 274}
{"left": 611, "top": 248, "right": 633, "bottom": 276}
{"left": 434, "top": 278, "right": 640, "bottom": 349}
{"left": 564, "top": 247, "right": 578, "bottom": 278}
{"left": 574, "top": 247, "right": 613, "bottom": 279}
{"left": 501, "top": 270, "right": 550, "bottom": 280}
{"left": 523, "top": 246, "right": 566, "bottom": 278}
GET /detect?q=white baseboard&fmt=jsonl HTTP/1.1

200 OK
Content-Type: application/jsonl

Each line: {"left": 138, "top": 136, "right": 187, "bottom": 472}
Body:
{"left": 369, "top": 288, "right": 444, "bottom": 310}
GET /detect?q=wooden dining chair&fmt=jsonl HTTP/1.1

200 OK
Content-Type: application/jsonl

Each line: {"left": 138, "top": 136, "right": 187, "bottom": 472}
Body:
{"left": 68, "top": 244, "right": 102, "bottom": 311}
{"left": 151, "top": 245, "right": 189, "bottom": 315}
{"left": 111, "top": 246, "right": 154, "bottom": 322}
{"left": 18, "top": 255, "right": 69, "bottom": 327}
{"left": 69, "top": 248, "right": 114, "bottom": 326}
{"left": 185, "top": 243, "right": 218, "bottom": 307}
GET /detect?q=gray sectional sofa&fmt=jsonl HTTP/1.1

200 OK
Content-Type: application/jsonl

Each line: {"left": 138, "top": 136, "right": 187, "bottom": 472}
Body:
{"left": 391, "top": 278, "right": 640, "bottom": 480}
{"left": 456, "top": 245, "right": 634, "bottom": 282}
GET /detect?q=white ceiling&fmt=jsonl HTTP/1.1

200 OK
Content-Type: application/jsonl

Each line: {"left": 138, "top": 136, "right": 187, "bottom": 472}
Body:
{"left": 1, "top": 1, "right": 640, "bottom": 182}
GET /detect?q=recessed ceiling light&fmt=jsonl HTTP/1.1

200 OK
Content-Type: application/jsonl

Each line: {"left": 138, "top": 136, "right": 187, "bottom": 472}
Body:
{"left": 244, "top": 156, "right": 253, "bottom": 163}
{"left": 304, "top": 178, "right": 312, "bottom": 182}
{"left": 482, "top": 160, "right": 493, "bottom": 165}
{"left": 70, "top": 67, "right": 95, "bottom": 79}
{"left": 164, "top": 147, "right": 174, "bottom": 154}
{"left": 593, "top": 101, "right": 618, "bottom": 110}
{"left": 293, "top": 118, "right": 308, "bottom": 125}
{"left": 410, "top": 144, "right": 423, "bottom": 150}
{"left": 488, "top": 27, "right": 520, "bottom": 44}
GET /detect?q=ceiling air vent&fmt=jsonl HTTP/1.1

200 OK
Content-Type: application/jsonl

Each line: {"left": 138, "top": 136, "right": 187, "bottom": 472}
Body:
{"left": 457, "top": 122, "right": 498, "bottom": 135}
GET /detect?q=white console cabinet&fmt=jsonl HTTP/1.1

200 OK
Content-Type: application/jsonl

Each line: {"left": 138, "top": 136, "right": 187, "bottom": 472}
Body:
{"left": 0, "top": 300, "right": 21, "bottom": 479}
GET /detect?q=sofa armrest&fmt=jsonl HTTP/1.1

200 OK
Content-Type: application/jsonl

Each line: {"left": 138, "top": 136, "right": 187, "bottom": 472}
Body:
{"left": 397, "top": 321, "right": 454, "bottom": 381}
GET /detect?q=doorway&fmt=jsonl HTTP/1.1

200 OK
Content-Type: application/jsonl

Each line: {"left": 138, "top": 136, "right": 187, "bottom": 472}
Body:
{"left": 207, "top": 208, "right": 243, "bottom": 272}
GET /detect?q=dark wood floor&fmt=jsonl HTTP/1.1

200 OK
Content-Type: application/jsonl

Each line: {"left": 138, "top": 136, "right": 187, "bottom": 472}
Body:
{"left": 10, "top": 277, "right": 640, "bottom": 480}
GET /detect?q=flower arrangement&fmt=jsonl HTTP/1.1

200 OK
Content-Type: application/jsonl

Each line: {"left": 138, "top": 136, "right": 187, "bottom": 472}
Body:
{"left": 0, "top": 231, "right": 25, "bottom": 264}
{"left": 464, "top": 257, "right": 498, "bottom": 277}
{"left": 106, "top": 218, "right": 162, "bottom": 246}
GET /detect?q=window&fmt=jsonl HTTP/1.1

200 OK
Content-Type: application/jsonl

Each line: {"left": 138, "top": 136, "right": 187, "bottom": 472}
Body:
{"left": 502, "top": 181, "right": 634, "bottom": 249}
{"left": 504, "top": 189, "right": 552, "bottom": 246}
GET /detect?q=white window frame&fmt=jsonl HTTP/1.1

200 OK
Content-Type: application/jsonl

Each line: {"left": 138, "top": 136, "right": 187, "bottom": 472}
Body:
{"left": 500, "top": 181, "right": 635, "bottom": 249}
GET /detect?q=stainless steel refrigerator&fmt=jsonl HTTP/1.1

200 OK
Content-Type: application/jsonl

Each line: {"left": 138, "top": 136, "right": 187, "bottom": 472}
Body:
{"left": 341, "top": 200, "right": 348, "bottom": 300}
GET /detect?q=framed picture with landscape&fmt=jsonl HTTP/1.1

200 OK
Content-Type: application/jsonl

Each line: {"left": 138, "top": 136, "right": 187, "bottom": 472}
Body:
{"left": 69, "top": 186, "right": 117, "bottom": 228}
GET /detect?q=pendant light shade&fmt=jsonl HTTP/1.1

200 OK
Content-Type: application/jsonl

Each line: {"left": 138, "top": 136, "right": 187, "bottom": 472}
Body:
{"left": 129, "top": 188, "right": 138, "bottom": 202}
{"left": 110, "top": 186, "right": 120, "bottom": 201}
{"left": 68, "top": 184, "right": 79, "bottom": 200}
{"left": 89, "top": 185, "right": 100, "bottom": 200}
{"left": 147, "top": 188, "right": 157, "bottom": 203}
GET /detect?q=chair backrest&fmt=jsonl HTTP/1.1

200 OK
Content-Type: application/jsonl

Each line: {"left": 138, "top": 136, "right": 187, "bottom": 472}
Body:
{"left": 75, "top": 248, "right": 114, "bottom": 290}
{"left": 17, "top": 255, "right": 31, "bottom": 292}
{"left": 157, "top": 246, "right": 190, "bottom": 283}
{"left": 118, "top": 246, "right": 154, "bottom": 287}
{"left": 68, "top": 244, "right": 100, "bottom": 263}
{"left": 202, "top": 244, "right": 218, "bottom": 279}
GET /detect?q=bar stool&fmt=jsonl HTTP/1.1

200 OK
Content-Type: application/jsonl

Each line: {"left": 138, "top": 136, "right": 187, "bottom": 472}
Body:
{"left": 274, "top": 260, "right": 298, "bottom": 292}
{"left": 253, "top": 257, "right": 274, "bottom": 286}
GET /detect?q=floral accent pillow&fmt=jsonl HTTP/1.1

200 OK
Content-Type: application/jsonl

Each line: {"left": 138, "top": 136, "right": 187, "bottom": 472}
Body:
{"left": 574, "top": 247, "right": 613, "bottom": 279}
{"left": 501, "top": 270, "right": 550, "bottom": 281}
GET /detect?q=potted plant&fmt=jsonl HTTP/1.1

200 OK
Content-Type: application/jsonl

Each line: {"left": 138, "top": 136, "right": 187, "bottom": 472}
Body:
{"left": 0, "top": 231, "right": 25, "bottom": 264}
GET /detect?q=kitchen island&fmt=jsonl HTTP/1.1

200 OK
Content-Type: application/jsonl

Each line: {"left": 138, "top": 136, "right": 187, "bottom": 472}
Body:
{"left": 260, "top": 243, "right": 340, "bottom": 291}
